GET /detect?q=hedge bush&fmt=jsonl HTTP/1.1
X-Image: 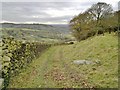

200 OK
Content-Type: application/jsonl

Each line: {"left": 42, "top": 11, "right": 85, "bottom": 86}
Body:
{"left": 1, "top": 37, "right": 50, "bottom": 89}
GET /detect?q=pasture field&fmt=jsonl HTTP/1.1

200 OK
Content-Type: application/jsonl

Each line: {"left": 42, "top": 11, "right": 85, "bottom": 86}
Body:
{"left": 8, "top": 33, "right": 118, "bottom": 88}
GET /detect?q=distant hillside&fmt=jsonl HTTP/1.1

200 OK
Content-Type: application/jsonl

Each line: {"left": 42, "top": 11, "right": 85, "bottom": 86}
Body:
{"left": 0, "top": 23, "right": 74, "bottom": 43}
{"left": 1, "top": 23, "right": 70, "bottom": 34}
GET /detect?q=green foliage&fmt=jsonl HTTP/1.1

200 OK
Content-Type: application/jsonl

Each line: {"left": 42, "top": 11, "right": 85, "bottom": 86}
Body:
{"left": 69, "top": 2, "right": 119, "bottom": 41}
{"left": 1, "top": 37, "right": 50, "bottom": 88}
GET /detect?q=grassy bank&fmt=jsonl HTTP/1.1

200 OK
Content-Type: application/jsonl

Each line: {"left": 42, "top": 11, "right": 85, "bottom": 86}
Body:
{"left": 8, "top": 33, "right": 118, "bottom": 88}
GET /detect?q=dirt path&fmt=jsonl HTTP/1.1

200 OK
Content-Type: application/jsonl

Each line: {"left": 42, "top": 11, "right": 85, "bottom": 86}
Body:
{"left": 9, "top": 46, "right": 93, "bottom": 88}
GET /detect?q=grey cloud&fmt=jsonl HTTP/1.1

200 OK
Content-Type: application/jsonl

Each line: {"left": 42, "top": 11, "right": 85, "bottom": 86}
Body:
{"left": 2, "top": 2, "right": 82, "bottom": 23}
{"left": 2, "top": 2, "right": 116, "bottom": 24}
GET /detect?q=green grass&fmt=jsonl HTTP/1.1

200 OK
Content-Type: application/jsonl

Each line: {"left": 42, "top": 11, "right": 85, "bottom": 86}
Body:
{"left": 8, "top": 33, "right": 118, "bottom": 88}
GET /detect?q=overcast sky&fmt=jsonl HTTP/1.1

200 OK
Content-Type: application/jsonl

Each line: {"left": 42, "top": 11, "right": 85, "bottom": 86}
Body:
{"left": 1, "top": 0, "right": 119, "bottom": 24}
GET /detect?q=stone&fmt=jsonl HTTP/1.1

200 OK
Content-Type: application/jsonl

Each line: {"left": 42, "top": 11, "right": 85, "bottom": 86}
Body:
{"left": 0, "top": 65, "right": 1, "bottom": 71}
{"left": 73, "top": 60, "right": 94, "bottom": 65}
{"left": 0, "top": 78, "right": 4, "bottom": 89}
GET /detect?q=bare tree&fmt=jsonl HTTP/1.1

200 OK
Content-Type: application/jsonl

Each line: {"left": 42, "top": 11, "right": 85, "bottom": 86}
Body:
{"left": 87, "top": 2, "right": 113, "bottom": 23}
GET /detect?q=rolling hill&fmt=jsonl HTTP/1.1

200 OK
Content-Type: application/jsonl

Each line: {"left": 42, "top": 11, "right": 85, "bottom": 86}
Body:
{"left": 0, "top": 23, "right": 74, "bottom": 43}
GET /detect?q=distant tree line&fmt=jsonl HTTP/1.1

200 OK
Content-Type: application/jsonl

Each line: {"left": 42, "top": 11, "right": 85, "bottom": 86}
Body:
{"left": 69, "top": 2, "right": 119, "bottom": 41}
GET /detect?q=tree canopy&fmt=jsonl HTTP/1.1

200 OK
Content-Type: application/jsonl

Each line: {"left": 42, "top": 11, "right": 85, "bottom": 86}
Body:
{"left": 69, "top": 2, "right": 119, "bottom": 41}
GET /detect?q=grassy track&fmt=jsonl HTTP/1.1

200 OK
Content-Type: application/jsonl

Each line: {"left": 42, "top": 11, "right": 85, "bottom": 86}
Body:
{"left": 9, "top": 33, "right": 118, "bottom": 88}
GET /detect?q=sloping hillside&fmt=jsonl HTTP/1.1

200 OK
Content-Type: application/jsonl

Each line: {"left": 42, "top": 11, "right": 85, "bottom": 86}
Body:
{"left": 9, "top": 33, "right": 118, "bottom": 88}
{"left": 1, "top": 23, "right": 70, "bottom": 35}
{"left": 0, "top": 23, "right": 74, "bottom": 43}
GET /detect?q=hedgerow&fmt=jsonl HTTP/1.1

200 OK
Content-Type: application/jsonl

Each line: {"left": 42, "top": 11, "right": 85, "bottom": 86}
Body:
{"left": 1, "top": 37, "right": 50, "bottom": 89}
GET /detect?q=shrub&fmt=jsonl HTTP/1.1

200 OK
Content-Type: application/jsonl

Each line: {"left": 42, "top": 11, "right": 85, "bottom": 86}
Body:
{"left": 1, "top": 37, "right": 50, "bottom": 88}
